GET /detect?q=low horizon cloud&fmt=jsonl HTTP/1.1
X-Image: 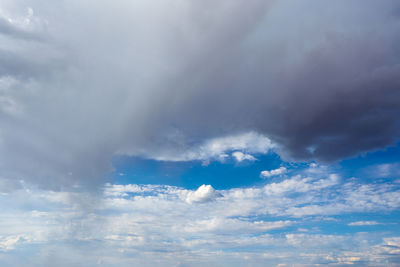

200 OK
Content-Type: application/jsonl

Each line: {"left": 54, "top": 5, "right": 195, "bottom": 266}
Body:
{"left": 0, "top": 165, "right": 399, "bottom": 266}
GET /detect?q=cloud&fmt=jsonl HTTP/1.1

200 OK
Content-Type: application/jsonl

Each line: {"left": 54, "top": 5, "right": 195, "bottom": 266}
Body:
{"left": 0, "top": 174, "right": 399, "bottom": 266}
{"left": 125, "top": 131, "right": 274, "bottom": 164}
{"left": 182, "top": 218, "right": 293, "bottom": 234}
{"left": 260, "top": 167, "right": 287, "bottom": 178}
{"left": 185, "top": 184, "right": 222, "bottom": 204}
{"left": 348, "top": 221, "right": 381, "bottom": 226}
{"left": 378, "top": 237, "right": 400, "bottom": 255}
{"left": 363, "top": 163, "right": 400, "bottom": 179}
{"left": 0, "top": 7, "right": 46, "bottom": 41}
{"left": 0, "top": 177, "right": 23, "bottom": 193}
{"left": 0, "top": 235, "right": 28, "bottom": 251}
{"left": 232, "top": 151, "right": 257, "bottom": 162}
{"left": 0, "top": 0, "right": 399, "bottom": 188}
{"left": 1, "top": 149, "right": 399, "bottom": 265}
{"left": 263, "top": 173, "right": 340, "bottom": 197}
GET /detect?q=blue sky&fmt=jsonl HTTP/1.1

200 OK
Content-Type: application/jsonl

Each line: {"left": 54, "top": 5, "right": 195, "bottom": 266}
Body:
{"left": 112, "top": 142, "right": 400, "bottom": 189}
{"left": 1, "top": 0, "right": 400, "bottom": 266}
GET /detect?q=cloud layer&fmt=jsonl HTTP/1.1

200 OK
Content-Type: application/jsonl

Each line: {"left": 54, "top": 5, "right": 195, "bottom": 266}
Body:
{"left": 0, "top": 0, "right": 400, "bottom": 186}
{"left": 0, "top": 165, "right": 399, "bottom": 266}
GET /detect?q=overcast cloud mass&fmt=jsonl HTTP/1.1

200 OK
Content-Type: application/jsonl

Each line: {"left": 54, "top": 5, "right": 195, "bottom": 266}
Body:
{"left": 0, "top": 0, "right": 399, "bottom": 186}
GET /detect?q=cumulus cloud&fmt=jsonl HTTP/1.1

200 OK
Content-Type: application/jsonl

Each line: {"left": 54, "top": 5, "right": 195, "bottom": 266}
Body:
{"left": 0, "top": 0, "right": 399, "bottom": 188}
{"left": 260, "top": 167, "right": 287, "bottom": 178}
{"left": 185, "top": 184, "right": 222, "bottom": 204}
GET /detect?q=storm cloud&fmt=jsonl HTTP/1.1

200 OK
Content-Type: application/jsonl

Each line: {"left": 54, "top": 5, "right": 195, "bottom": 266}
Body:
{"left": 0, "top": 0, "right": 399, "bottom": 187}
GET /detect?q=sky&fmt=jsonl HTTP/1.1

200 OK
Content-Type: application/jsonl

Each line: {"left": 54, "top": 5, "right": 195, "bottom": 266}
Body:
{"left": 0, "top": 0, "right": 400, "bottom": 266}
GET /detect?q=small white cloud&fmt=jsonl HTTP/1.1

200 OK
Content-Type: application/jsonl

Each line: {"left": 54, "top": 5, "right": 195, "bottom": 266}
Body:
{"left": 260, "top": 167, "right": 287, "bottom": 178}
{"left": 232, "top": 151, "right": 256, "bottom": 162}
{"left": 186, "top": 184, "right": 221, "bottom": 204}
{"left": 348, "top": 221, "right": 381, "bottom": 226}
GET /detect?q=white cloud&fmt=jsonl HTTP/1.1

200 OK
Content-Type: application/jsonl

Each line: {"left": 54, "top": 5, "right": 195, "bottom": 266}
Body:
{"left": 185, "top": 184, "right": 222, "bottom": 204}
{"left": 348, "top": 221, "right": 381, "bottom": 226}
{"left": 372, "top": 237, "right": 400, "bottom": 257}
{"left": 264, "top": 173, "right": 339, "bottom": 196}
{"left": 132, "top": 131, "right": 274, "bottom": 164}
{"left": 0, "top": 173, "right": 399, "bottom": 266}
{"left": 260, "top": 167, "right": 287, "bottom": 178}
{"left": 232, "top": 151, "right": 257, "bottom": 162}
{"left": 285, "top": 233, "right": 347, "bottom": 248}
{"left": 182, "top": 218, "right": 293, "bottom": 234}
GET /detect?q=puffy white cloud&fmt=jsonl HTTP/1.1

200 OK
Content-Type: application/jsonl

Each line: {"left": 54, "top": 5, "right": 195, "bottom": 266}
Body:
{"left": 260, "top": 167, "right": 287, "bottom": 178}
{"left": 185, "top": 184, "right": 221, "bottom": 204}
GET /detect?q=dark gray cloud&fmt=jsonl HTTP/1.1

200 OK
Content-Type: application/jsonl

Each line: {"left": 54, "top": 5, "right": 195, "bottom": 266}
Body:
{"left": 157, "top": 0, "right": 400, "bottom": 161}
{"left": 0, "top": 0, "right": 399, "bottom": 187}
